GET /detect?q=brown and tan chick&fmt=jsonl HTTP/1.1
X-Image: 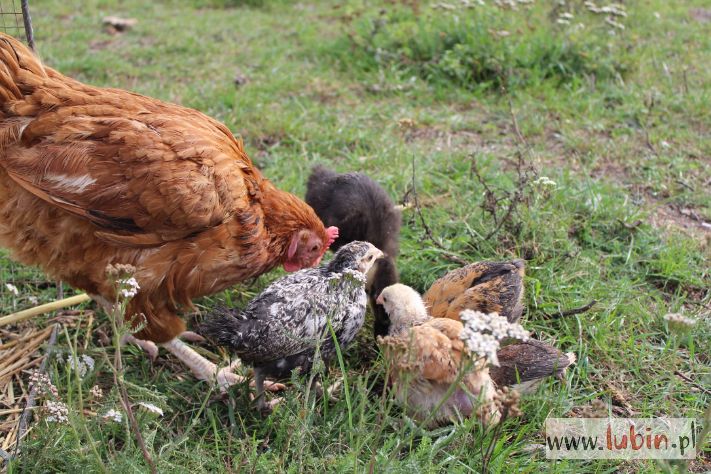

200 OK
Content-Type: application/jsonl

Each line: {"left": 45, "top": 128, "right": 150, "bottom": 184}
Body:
{"left": 377, "top": 283, "right": 575, "bottom": 425}
{"left": 376, "top": 284, "right": 499, "bottom": 427}
{"left": 423, "top": 260, "right": 525, "bottom": 323}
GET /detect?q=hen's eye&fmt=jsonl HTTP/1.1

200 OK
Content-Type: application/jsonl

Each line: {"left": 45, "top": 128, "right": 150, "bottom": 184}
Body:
{"left": 367, "top": 255, "right": 373, "bottom": 261}
{"left": 311, "top": 245, "right": 319, "bottom": 252}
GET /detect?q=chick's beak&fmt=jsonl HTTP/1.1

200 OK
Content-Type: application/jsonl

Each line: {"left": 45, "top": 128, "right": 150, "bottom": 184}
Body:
{"left": 376, "top": 293, "right": 384, "bottom": 305}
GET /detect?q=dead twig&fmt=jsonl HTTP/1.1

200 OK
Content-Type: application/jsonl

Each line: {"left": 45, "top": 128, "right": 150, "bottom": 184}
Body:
{"left": 0, "top": 294, "right": 91, "bottom": 327}
{"left": 542, "top": 300, "right": 597, "bottom": 319}
{"left": 674, "top": 370, "right": 711, "bottom": 396}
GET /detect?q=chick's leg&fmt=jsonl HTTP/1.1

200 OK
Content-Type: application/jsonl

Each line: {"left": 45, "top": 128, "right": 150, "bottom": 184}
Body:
{"left": 253, "top": 369, "right": 283, "bottom": 413}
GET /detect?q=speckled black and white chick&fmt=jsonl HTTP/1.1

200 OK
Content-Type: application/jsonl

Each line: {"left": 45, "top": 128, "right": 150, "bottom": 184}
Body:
{"left": 305, "top": 165, "right": 402, "bottom": 339}
{"left": 201, "top": 241, "right": 383, "bottom": 411}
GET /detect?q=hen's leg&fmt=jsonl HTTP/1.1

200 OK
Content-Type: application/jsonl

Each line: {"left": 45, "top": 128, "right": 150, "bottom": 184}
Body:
{"left": 161, "top": 338, "right": 285, "bottom": 393}
{"left": 161, "top": 338, "right": 244, "bottom": 391}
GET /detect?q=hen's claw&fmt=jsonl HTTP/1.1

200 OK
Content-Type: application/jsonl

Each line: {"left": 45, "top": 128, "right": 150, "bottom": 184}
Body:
{"left": 178, "top": 330, "right": 206, "bottom": 343}
{"left": 121, "top": 334, "right": 159, "bottom": 361}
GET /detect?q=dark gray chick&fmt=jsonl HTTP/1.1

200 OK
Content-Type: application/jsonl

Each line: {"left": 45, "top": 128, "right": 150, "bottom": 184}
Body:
{"left": 305, "top": 165, "right": 402, "bottom": 338}
{"left": 201, "top": 241, "right": 383, "bottom": 411}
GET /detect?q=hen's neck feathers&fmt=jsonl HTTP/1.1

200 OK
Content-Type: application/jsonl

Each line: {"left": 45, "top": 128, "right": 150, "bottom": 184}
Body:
{"left": 259, "top": 181, "right": 325, "bottom": 252}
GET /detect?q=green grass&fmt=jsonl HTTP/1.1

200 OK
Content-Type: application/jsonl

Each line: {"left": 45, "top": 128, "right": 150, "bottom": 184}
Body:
{"left": 1, "top": 0, "right": 710, "bottom": 472}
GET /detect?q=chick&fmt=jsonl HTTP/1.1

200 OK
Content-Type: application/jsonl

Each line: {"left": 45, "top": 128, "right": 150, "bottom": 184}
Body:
{"left": 305, "top": 165, "right": 402, "bottom": 338}
{"left": 490, "top": 340, "right": 576, "bottom": 393}
{"left": 423, "top": 260, "right": 525, "bottom": 323}
{"left": 377, "top": 283, "right": 574, "bottom": 425}
{"left": 201, "top": 241, "right": 383, "bottom": 411}
{"left": 376, "top": 284, "right": 499, "bottom": 427}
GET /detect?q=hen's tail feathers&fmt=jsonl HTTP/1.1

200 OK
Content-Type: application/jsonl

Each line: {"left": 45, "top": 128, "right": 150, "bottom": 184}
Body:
{"left": 199, "top": 306, "right": 244, "bottom": 350}
{"left": 0, "top": 33, "right": 46, "bottom": 104}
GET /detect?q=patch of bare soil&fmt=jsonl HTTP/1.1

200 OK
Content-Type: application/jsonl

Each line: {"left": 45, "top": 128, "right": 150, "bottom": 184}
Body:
{"left": 646, "top": 199, "right": 711, "bottom": 239}
{"left": 690, "top": 8, "right": 711, "bottom": 23}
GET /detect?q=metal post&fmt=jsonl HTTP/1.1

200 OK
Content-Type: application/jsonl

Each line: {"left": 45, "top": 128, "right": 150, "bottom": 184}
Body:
{"left": 20, "top": 0, "right": 33, "bottom": 50}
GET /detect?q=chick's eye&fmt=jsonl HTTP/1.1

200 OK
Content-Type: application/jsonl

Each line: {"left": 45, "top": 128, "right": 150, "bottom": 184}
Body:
{"left": 311, "top": 245, "right": 319, "bottom": 252}
{"left": 367, "top": 255, "right": 373, "bottom": 261}
{"left": 383, "top": 297, "right": 388, "bottom": 303}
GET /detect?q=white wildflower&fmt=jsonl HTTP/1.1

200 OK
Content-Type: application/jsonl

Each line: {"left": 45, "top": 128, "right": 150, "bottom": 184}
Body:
{"left": 119, "top": 277, "right": 140, "bottom": 299}
{"left": 460, "top": 311, "right": 529, "bottom": 366}
{"left": 90, "top": 385, "right": 104, "bottom": 399}
{"left": 461, "top": 330, "right": 501, "bottom": 365}
{"left": 63, "top": 354, "right": 95, "bottom": 378}
{"left": 28, "top": 295, "right": 39, "bottom": 305}
{"left": 103, "top": 408, "right": 123, "bottom": 423}
{"left": 605, "top": 17, "right": 625, "bottom": 30}
{"left": 138, "top": 402, "right": 164, "bottom": 416}
{"left": 5, "top": 283, "right": 19, "bottom": 296}
{"left": 660, "top": 140, "right": 670, "bottom": 149}
{"left": 534, "top": 176, "right": 557, "bottom": 189}
{"left": 45, "top": 400, "right": 69, "bottom": 424}
{"left": 664, "top": 313, "right": 696, "bottom": 332}
{"left": 29, "top": 370, "right": 59, "bottom": 398}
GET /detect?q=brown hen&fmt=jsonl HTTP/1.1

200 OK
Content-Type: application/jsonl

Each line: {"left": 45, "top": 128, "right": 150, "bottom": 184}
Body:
{"left": 0, "top": 33, "right": 337, "bottom": 388}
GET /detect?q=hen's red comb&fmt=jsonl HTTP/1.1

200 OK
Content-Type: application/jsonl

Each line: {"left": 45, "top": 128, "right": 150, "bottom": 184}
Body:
{"left": 325, "top": 226, "right": 339, "bottom": 248}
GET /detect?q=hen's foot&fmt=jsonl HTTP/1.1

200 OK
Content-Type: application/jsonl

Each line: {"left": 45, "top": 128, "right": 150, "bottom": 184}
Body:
{"left": 178, "top": 330, "right": 206, "bottom": 343}
{"left": 161, "top": 338, "right": 284, "bottom": 392}
{"left": 121, "top": 334, "right": 159, "bottom": 361}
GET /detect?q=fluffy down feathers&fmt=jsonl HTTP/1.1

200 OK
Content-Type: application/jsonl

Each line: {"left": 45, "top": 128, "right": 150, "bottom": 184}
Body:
{"left": 305, "top": 165, "right": 402, "bottom": 338}
{"left": 0, "top": 33, "right": 334, "bottom": 343}
{"left": 377, "top": 283, "right": 574, "bottom": 426}
{"left": 201, "top": 241, "right": 383, "bottom": 379}
{"left": 379, "top": 317, "right": 498, "bottom": 427}
{"left": 423, "top": 260, "right": 525, "bottom": 323}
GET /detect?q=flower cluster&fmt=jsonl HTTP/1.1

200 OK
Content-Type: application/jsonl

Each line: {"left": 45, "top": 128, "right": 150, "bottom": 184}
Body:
{"left": 663, "top": 312, "right": 697, "bottom": 335}
{"left": 459, "top": 310, "right": 529, "bottom": 366}
{"left": 557, "top": 12, "right": 574, "bottom": 25}
{"left": 62, "top": 354, "right": 95, "bottom": 378}
{"left": 584, "top": 1, "right": 627, "bottom": 30}
{"left": 534, "top": 176, "right": 557, "bottom": 189}
{"left": 103, "top": 408, "right": 123, "bottom": 423}
{"left": 119, "top": 277, "right": 140, "bottom": 299}
{"left": 138, "top": 402, "right": 164, "bottom": 416}
{"left": 90, "top": 385, "right": 104, "bottom": 399}
{"left": 44, "top": 400, "right": 69, "bottom": 424}
{"left": 5, "top": 283, "right": 19, "bottom": 296}
{"left": 28, "top": 370, "right": 59, "bottom": 399}
{"left": 495, "top": 387, "right": 522, "bottom": 419}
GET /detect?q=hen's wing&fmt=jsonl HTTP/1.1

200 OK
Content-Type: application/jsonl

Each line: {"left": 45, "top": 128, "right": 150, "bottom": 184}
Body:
{"left": 423, "top": 261, "right": 525, "bottom": 322}
{"left": 0, "top": 45, "right": 261, "bottom": 246}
